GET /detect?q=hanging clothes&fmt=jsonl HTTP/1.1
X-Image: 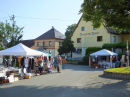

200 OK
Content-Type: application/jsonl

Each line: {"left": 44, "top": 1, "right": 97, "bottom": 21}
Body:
{"left": 31, "top": 58, "right": 34, "bottom": 69}
{"left": 21, "top": 57, "right": 25, "bottom": 68}
{"left": 19, "top": 57, "right": 21, "bottom": 66}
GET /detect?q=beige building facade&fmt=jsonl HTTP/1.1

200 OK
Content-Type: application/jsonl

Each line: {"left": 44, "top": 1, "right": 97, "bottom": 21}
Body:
{"left": 70, "top": 16, "right": 130, "bottom": 58}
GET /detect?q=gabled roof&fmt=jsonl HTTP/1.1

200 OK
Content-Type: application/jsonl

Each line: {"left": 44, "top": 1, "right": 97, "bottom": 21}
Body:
{"left": 35, "top": 26, "right": 65, "bottom": 40}
{"left": 21, "top": 39, "right": 34, "bottom": 48}
{"left": 105, "top": 27, "right": 119, "bottom": 35}
{"left": 70, "top": 14, "right": 83, "bottom": 37}
{"left": 70, "top": 14, "right": 129, "bottom": 37}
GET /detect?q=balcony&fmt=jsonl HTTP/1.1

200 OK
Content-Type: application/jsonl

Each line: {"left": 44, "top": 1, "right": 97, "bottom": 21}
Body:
{"left": 39, "top": 46, "right": 47, "bottom": 50}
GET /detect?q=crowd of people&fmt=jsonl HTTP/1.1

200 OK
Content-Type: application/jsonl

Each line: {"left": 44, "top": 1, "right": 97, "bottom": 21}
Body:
{"left": 28, "top": 55, "right": 67, "bottom": 74}
{"left": 49, "top": 55, "right": 67, "bottom": 73}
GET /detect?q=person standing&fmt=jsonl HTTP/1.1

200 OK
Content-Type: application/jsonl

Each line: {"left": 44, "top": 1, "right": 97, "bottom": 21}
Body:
{"left": 51, "top": 57, "right": 55, "bottom": 70}
{"left": 62, "top": 57, "right": 67, "bottom": 70}
{"left": 57, "top": 55, "right": 62, "bottom": 73}
{"left": 112, "top": 56, "right": 116, "bottom": 68}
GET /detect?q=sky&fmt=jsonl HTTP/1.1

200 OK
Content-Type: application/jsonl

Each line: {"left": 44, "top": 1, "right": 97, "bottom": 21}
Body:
{"left": 0, "top": 0, "right": 83, "bottom": 40}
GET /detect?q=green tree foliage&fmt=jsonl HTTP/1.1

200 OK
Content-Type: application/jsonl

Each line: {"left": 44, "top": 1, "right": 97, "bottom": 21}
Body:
{"left": 58, "top": 37, "right": 76, "bottom": 55}
{"left": 102, "top": 42, "right": 129, "bottom": 52}
{"left": 0, "top": 21, "right": 12, "bottom": 48}
{"left": 58, "top": 24, "right": 76, "bottom": 55}
{"left": 80, "top": 0, "right": 130, "bottom": 32}
{"left": 0, "top": 18, "right": 23, "bottom": 48}
{"left": 65, "top": 24, "right": 76, "bottom": 37}
{"left": 85, "top": 47, "right": 102, "bottom": 55}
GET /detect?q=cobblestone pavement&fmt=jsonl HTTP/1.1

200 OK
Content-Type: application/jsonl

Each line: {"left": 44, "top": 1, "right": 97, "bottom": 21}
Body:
{"left": 0, "top": 64, "right": 130, "bottom": 97}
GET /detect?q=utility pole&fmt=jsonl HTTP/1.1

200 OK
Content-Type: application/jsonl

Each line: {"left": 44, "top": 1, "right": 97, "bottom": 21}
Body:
{"left": 10, "top": 15, "right": 15, "bottom": 45}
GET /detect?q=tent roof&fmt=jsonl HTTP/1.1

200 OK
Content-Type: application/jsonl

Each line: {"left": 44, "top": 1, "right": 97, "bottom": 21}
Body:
{"left": 90, "top": 49, "right": 118, "bottom": 56}
{"left": 37, "top": 48, "right": 52, "bottom": 56}
{"left": 0, "top": 43, "right": 43, "bottom": 56}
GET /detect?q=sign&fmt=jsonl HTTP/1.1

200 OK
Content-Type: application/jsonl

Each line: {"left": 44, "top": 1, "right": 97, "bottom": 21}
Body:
{"left": 80, "top": 31, "right": 99, "bottom": 36}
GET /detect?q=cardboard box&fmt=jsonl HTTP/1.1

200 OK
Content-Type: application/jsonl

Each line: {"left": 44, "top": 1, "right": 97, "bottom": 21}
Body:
{"left": 8, "top": 76, "right": 14, "bottom": 83}
{"left": 24, "top": 75, "right": 31, "bottom": 79}
{"left": 14, "top": 77, "right": 18, "bottom": 81}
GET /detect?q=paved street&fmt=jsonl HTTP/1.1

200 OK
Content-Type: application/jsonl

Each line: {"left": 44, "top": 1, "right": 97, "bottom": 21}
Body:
{"left": 0, "top": 64, "right": 130, "bottom": 97}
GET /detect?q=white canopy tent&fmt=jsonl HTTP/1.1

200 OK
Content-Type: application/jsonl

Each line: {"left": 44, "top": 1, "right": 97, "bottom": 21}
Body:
{"left": 0, "top": 43, "right": 44, "bottom": 56}
{"left": 89, "top": 49, "right": 118, "bottom": 67}
{"left": 90, "top": 49, "right": 118, "bottom": 56}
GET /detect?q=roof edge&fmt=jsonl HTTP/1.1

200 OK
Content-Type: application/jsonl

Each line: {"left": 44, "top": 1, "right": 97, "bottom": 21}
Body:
{"left": 70, "top": 14, "right": 83, "bottom": 37}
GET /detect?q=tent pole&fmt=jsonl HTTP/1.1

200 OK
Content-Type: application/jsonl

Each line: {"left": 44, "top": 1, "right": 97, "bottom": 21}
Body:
{"left": 9, "top": 55, "right": 12, "bottom": 66}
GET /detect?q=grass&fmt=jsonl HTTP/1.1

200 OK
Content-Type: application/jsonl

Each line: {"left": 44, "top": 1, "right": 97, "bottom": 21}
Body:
{"left": 66, "top": 60, "right": 82, "bottom": 64}
{"left": 106, "top": 67, "right": 130, "bottom": 73}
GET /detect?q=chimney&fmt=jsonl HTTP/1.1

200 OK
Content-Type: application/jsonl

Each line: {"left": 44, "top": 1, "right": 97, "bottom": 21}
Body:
{"left": 52, "top": 26, "right": 54, "bottom": 29}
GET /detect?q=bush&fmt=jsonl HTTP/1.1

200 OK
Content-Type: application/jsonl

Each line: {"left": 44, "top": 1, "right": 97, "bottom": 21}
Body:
{"left": 83, "top": 51, "right": 95, "bottom": 65}
{"left": 85, "top": 47, "right": 102, "bottom": 55}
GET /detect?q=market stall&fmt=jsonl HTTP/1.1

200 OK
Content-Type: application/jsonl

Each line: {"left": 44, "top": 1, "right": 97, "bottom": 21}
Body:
{"left": 0, "top": 43, "right": 47, "bottom": 84}
{"left": 0, "top": 43, "right": 43, "bottom": 56}
{"left": 89, "top": 49, "right": 118, "bottom": 68}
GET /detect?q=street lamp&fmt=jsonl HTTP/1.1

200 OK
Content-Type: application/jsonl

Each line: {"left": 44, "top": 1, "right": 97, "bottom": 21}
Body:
{"left": 126, "top": 40, "right": 129, "bottom": 67}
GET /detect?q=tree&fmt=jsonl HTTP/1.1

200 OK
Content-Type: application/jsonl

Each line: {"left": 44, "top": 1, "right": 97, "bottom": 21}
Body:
{"left": 58, "top": 37, "right": 76, "bottom": 56}
{"left": 0, "top": 21, "right": 12, "bottom": 48}
{"left": 80, "top": 0, "right": 130, "bottom": 32}
{"left": 0, "top": 16, "right": 23, "bottom": 48}
{"left": 65, "top": 24, "right": 76, "bottom": 37}
{"left": 58, "top": 24, "right": 76, "bottom": 56}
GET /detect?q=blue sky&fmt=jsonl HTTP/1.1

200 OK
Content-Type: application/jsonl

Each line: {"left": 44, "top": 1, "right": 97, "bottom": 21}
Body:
{"left": 0, "top": 0, "right": 83, "bottom": 40}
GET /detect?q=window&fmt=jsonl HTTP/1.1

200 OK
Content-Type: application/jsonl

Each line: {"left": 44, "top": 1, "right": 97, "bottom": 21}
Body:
{"left": 49, "top": 41, "right": 51, "bottom": 46}
{"left": 59, "top": 42, "right": 61, "bottom": 46}
{"left": 113, "top": 36, "right": 116, "bottom": 42}
{"left": 77, "top": 49, "right": 82, "bottom": 54}
{"left": 97, "top": 36, "right": 102, "bottom": 41}
{"left": 37, "top": 42, "right": 39, "bottom": 46}
{"left": 77, "top": 38, "right": 81, "bottom": 43}
{"left": 93, "top": 27, "right": 96, "bottom": 30}
{"left": 81, "top": 27, "right": 85, "bottom": 31}
{"left": 43, "top": 42, "right": 45, "bottom": 46}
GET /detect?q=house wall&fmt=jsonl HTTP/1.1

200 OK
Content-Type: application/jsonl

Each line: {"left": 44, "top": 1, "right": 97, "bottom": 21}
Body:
{"left": 32, "top": 38, "right": 64, "bottom": 57}
{"left": 110, "top": 34, "right": 122, "bottom": 43}
{"left": 71, "top": 20, "right": 111, "bottom": 49}
{"left": 71, "top": 19, "right": 112, "bottom": 58}
{"left": 122, "top": 34, "right": 130, "bottom": 43}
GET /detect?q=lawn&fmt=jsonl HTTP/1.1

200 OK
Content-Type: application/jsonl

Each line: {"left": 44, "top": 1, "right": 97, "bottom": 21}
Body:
{"left": 106, "top": 67, "right": 130, "bottom": 73}
{"left": 66, "top": 60, "right": 82, "bottom": 64}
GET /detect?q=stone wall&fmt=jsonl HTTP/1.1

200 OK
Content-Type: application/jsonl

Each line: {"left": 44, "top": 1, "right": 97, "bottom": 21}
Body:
{"left": 104, "top": 70, "right": 130, "bottom": 80}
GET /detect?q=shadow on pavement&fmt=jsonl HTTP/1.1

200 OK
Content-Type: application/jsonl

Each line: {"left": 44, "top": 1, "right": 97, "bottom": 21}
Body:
{"left": 66, "top": 64, "right": 105, "bottom": 71}
{"left": 0, "top": 80, "right": 130, "bottom": 97}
